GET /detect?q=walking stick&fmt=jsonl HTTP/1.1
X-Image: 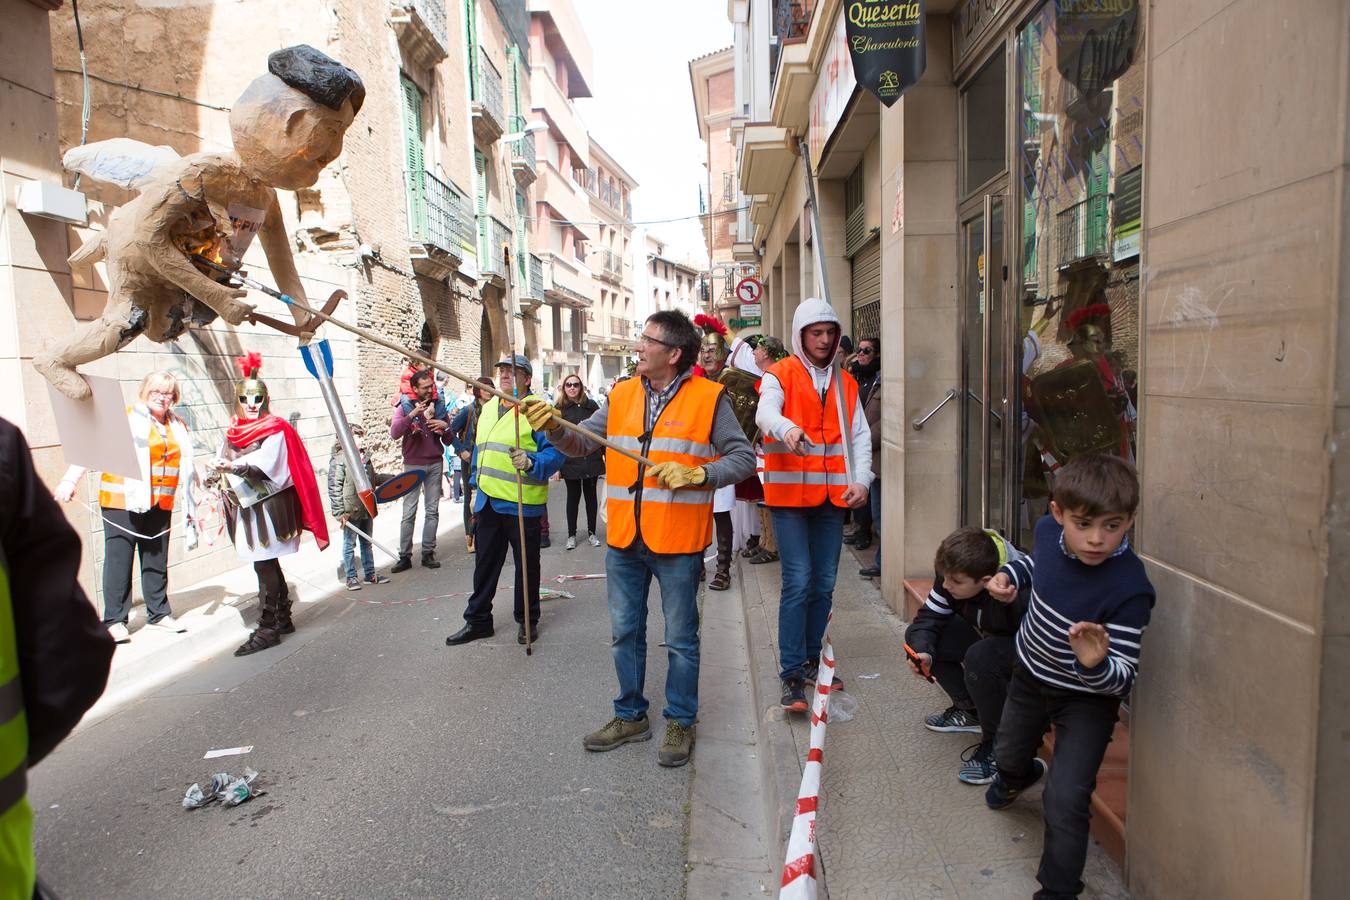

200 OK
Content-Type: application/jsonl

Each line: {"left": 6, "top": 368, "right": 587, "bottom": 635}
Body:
{"left": 501, "top": 242, "right": 535, "bottom": 657}
{"left": 798, "top": 141, "right": 858, "bottom": 485}
{"left": 191, "top": 254, "right": 657, "bottom": 468}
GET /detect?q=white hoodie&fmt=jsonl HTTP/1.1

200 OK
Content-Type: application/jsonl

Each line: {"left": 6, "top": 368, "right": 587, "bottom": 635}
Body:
{"left": 755, "top": 298, "right": 873, "bottom": 488}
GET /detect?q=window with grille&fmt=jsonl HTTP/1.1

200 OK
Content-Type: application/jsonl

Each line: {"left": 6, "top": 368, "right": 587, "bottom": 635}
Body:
{"left": 845, "top": 163, "right": 867, "bottom": 257}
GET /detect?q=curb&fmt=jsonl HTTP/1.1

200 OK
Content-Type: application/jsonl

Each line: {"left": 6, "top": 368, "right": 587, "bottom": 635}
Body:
{"left": 735, "top": 555, "right": 830, "bottom": 898}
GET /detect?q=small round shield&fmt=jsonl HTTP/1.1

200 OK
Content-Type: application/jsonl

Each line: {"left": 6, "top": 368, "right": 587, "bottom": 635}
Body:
{"left": 374, "top": 469, "right": 426, "bottom": 504}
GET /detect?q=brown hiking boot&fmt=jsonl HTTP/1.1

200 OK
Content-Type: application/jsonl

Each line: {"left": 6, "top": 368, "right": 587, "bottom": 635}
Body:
{"left": 658, "top": 721, "right": 695, "bottom": 767}
{"left": 582, "top": 715, "right": 652, "bottom": 752}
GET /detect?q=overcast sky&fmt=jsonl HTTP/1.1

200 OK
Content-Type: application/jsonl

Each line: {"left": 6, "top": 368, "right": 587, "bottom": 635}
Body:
{"left": 570, "top": 0, "right": 733, "bottom": 264}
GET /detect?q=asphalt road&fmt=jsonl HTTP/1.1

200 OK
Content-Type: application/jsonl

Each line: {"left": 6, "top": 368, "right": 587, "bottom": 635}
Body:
{"left": 31, "top": 492, "right": 695, "bottom": 899}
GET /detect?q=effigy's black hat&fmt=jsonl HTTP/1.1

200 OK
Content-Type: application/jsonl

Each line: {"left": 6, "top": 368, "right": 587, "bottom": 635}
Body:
{"left": 268, "top": 45, "right": 365, "bottom": 114}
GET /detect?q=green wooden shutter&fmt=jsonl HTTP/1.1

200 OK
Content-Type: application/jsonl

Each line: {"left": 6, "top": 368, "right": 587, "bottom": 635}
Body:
{"left": 1086, "top": 143, "right": 1109, "bottom": 257}
{"left": 475, "top": 150, "right": 489, "bottom": 265}
{"left": 515, "top": 190, "right": 529, "bottom": 291}
{"left": 401, "top": 74, "right": 427, "bottom": 240}
{"left": 464, "top": 0, "right": 478, "bottom": 100}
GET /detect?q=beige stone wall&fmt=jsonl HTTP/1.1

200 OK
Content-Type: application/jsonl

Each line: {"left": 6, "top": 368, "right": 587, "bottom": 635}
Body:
{"left": 1127, "top": 1, "right": 1350, "bottom": 896}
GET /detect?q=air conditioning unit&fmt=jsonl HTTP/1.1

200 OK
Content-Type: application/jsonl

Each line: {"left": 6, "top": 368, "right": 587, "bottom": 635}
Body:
{"left": 16, "top": 180, "right": 88, "bottom": 226}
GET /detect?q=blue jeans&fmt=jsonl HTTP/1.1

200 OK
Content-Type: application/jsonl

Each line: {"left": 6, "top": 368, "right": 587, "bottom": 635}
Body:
{"left": 771, "top": 504, "right": 845, "bottom": 680}
{"left": 342, "top": 518, "right": 375, "bottom": 580}
{"left": 870, "top": 479, "right": 881, "bottom": 569}
{"left": 606, "top": 541, "right": 703, "bottom": 726}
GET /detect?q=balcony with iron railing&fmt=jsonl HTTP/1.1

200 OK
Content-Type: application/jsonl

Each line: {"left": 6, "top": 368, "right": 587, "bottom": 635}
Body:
{"left": 591, "top": 248, "right": 623, "bottom": 284}
{"left": 530, "top": 253, "right": 545, "bottom": 301}
{"left": 1056, "top": 195, "right": 1108, "bottom": 268}
{"left": 472, "top": 49, "right": 506, "bottom": 143}
{"left": 478, "top": 216, "right": 513, "bottom": 278}
{"left": 608, "top": 316, "right": 633, "bottom": 342}
{"left": 407, "top": 169, "right": 474, "bottom": 279}
{"left": 769, "top": 0, "right": 815, "bottom": 93}
{"left": 510, "top": 115, "right": 538, "bottom": 186}
{"left": 391, "top": 0, "right": 449, "bottom": 67}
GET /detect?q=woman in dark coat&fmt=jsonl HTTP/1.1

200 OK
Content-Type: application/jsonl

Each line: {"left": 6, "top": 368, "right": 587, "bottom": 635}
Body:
{"left": 556, "top": 373, "right": 604, "bottom": 549}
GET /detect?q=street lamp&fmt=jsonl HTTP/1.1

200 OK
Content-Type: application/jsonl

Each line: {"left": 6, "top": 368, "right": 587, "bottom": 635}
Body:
{"left": 500, "top": 119, "right": 548, "bottom": 144}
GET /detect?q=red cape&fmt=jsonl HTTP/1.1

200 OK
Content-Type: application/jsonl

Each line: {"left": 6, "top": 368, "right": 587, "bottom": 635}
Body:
{"left": 226, "top": 414, "right": 330, "bottom": 551}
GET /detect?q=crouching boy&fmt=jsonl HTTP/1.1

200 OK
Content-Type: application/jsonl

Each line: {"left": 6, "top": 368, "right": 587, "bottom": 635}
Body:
{"left": 985, "top": 453, "right": 1154, "bottom": 900}
{"left": 904, "top": 527, "right": 1027, "bottom": 785}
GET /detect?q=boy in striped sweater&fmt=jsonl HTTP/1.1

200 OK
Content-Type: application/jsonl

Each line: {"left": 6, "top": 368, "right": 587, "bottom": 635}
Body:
{"left": 984, "top": 453, "right": 1154, "bottom": 900}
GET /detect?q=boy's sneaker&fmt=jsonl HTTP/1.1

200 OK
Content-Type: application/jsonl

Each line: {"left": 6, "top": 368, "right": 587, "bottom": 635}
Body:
{"left": 145, "top": 615, "right": 186, "bottom": 633}
{"left": 345, "top": 577, "right": 362, "bottom": 591}
{"left": 924, "top": 706, "right": 981, "bottom": 734}
{"left": 107, "top": 622, "right": 131, "bottom": 643}
{"left": 803, "top": 659, "right": 843, "bottom": 692}
{"left": 780, "top": 677, "right": 808, "bottom": 713}
{"left": 658, "top": 721, "right": 695, "bottom": 767}
{"left": 583, "top": 715, "right": 652, "bottom": 752}
{"left": 587, "top": 532, "right": 601, "bottom": 547}
{"left": 565, "top": 536, "right": 577, "bottom": 550}
{"left": 985, "top": 757, "right": 1047, "bottom": 809}
{"left": 365, "top": 574, "right": 391, "bottom": 585}
{"left": 958, "top": 741, "right": 997, "bottom": 785}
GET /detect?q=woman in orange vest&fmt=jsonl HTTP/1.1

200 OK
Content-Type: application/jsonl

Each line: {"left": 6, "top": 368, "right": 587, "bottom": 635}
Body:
{"left": 756, "top": 299, "right": 874, "bottom": 713}
{"left": 523, "top": 310, "right": 756, "bottom": 769}
{"left": 54, "top": 371, "right": 199, "bottom": 644}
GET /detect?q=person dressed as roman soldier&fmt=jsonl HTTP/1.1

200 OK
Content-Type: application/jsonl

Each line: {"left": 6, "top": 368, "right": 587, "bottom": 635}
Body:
{"left": 209, "top": 352, "right": 329, "bottom": 656}
{"left": 692, "top": 314, "right": 740, "bottom": 591}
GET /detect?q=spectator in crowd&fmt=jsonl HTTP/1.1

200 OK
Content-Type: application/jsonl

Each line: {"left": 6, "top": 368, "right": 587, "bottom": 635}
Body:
{"left": 854, "top": 337, "right": 883, "bottom": 574}
{"left": 451, "top": 376, "right": 494, "bottom": 553}
{"left": 446, "top": 356, "right": 563, "bottom": 647}
{"left": 985, "top": 453, "right": 1154, "bottom": 900}
{"left": 904, "top": 527, "right": 1027, "bottom": 784}
{"left": 757, "top": 299, "right": 872, "bottom": 713}
{"left": 390, "top": 369, "right": 452, "bottom": 572}
{"left": 55, "top": 371, "right": 199, "bottom": 642}
{"left": 743, "top": 335, "right": 790, "bottom": 565}
{"left": 0, "top": 417, "right": 116, "bottom": 899}
{"left": 555, "top": 373, "right": 603, "bottom": 550}
{"left": 327, "top": 424, "right": 390, "bottom": 591}
{"left": 523, "top": 310, "right": 756, "bottom": 768}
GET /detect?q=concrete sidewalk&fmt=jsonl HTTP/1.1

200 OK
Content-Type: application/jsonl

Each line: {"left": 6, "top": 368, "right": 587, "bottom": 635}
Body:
{"left": 738, "top": 542, "right": 1130, "bottom": 899}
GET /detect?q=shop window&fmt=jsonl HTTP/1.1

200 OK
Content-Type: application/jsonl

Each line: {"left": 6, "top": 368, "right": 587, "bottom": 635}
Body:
{"left": 1013, "top": 1, "right": 1146, "bottom": 546}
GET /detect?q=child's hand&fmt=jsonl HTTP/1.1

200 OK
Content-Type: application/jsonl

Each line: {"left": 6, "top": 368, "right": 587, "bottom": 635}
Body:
{"left": 1068, "top": 622, "right": 1110, "bottom": 669}
{"left": 987, "top": 572, "right": 1017, "bottom": 604}
{"left": 906, "top": 651, "right": 932, "bottom": 681}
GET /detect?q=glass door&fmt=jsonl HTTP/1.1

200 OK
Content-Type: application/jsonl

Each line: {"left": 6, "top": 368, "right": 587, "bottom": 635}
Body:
{"left": 960, "top": 194, "right": 1009, "bottom": 533}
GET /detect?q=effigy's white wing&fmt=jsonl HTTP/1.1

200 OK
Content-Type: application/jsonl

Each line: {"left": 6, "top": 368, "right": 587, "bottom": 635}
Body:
{"left": 63, "top": 139, "right": 181, "bottom": 193}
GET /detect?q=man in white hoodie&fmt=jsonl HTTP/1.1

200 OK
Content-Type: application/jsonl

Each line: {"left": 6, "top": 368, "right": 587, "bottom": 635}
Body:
{"left": 756, "top": 299, "right": 873, "bottom": 712}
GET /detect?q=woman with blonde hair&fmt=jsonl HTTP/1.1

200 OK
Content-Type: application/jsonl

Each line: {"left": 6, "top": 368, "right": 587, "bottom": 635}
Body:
{"left": 555, "top": 373, "right": 603, "bottom": 549}
{"left": 55, "top": 370, "right": 199, "bottom": 642}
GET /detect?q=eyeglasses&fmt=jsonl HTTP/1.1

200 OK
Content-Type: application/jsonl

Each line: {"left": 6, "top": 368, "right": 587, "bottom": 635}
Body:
{"left": 856, "top": 348, "right": 875, "bottom": 356}
{"left": 636, "top": 332, "right": 675, "bottom": 350}
{"left": 147, "top": 390, "right": 175, "bottom": 400}
{"left": 564, "top": 382, "right": 582, "bottom": 388}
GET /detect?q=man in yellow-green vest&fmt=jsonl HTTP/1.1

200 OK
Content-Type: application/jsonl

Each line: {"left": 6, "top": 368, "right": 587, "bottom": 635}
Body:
{"left": 0, "top": 418, "right": 115, "bottom": 899}
{"left": 446, "top": 356, "right": 564, "bottom": 648}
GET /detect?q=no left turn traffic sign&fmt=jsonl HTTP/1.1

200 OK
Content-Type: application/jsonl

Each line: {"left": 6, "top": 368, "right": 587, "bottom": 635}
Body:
{"left": 735, "top": 277, "right": 763, "bottom": 304}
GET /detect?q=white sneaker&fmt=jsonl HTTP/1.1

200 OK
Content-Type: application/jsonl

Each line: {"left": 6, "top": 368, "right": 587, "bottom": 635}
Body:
{"left": 587, "top": 533, "right": 601, "bottom": 547}
{"left": 565, "top": 536, "right": 577, "bottom": 550}
{"left": 108, "top": 622, "right": 131, "bottom": 643}
{"left": 146, "top": 615, "right": 186, "bottom": 633}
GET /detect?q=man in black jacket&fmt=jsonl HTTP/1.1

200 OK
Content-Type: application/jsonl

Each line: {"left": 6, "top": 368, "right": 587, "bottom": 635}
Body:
{"left": 904, "top": 527, "right": 1026, "bottom": 785}
{"left": 1, "top": 417, "right": 115, "bottom": 896}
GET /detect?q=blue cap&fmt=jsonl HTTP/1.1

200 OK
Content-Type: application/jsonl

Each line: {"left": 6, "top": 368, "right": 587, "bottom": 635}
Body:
{"left": 495, "top": 354, "right": 533, "bottom": 376}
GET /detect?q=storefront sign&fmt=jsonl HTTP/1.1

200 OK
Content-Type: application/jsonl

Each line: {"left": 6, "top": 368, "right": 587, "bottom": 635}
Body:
{"left": 845, "top": 1, "right": 926, "bottom": 106}
{"left": 739, "top": 303, "right": 763, "bottom": 318}
{"left": 1056, "top": 0, "right": 1140, "bottom": 98}
{"left": 808, "top": 10, "right": 857, "bottom": 168}
{"left": 730, "top": 317, "right": 762, "bottom": 328}
{"left": 954, "top": 0, "right": 1012, "bottom": 66}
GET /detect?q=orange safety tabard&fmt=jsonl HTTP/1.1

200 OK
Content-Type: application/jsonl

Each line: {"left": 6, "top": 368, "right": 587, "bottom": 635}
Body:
{"left": 605, "top": 376, "right": 723, "bottom": 554}
{"left": 761, "top": 356, "right": 858, "bottom": 508}
{"left": 99, "top": 419, "right": 181, "bottom": 511}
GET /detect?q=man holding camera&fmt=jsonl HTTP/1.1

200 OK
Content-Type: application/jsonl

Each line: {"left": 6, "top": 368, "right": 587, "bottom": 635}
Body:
{"left": 390, "top": 368, "right": 453, "bottom": 571}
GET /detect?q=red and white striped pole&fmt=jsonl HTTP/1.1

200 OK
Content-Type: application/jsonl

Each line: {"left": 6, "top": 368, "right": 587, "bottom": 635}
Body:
{"left": 780, "top": 613, "right": 836, "bottom": 899}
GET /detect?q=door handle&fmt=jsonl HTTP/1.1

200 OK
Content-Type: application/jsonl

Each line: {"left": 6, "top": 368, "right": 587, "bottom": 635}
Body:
{"left": 912, "top": 389, "right": 958, "bottom": 431}
{"left": 966, "top": 389, "right": 1003, "bottom": 425}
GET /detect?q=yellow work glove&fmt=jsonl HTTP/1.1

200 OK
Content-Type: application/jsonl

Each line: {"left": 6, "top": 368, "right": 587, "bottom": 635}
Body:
{"left": 522, "top": 398, "right": 561, "bottom": 432}
{"left": 510, "top": 447, "right": 532, "bottom": 471}
{"left": 648, "top": 461, "right": 707, "bottom": 490}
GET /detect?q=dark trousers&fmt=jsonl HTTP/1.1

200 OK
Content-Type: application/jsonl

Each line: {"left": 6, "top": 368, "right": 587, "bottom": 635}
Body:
{"left": 463, "top": 504, "right": 541, "bottom": 628}
{"left": 101, "top": 506, "right": 172, "bottom": 625}
{"left": 995, "top": 664, "right": 1121, "bottom": 900}
{"left": 461, "top": 462, "right": 476, "bottom": 536}
{"left": 904, "top": 617, "right": 1017, "bottom": 743}
{"left": 565, "top": 476, "right": 599, "bottom": 536}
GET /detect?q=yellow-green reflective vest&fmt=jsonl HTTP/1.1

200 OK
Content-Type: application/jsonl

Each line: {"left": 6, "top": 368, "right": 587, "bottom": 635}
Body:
{"left": 475, "top": 397, "right": 548, "bottom": 507}
{"left": 0, "top": 545, "right": 34, "bottom": 900}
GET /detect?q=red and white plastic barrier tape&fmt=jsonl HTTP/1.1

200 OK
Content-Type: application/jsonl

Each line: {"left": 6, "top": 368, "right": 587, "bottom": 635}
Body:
{"left": 780, "top": 613, "right": 835, "bottom": 899}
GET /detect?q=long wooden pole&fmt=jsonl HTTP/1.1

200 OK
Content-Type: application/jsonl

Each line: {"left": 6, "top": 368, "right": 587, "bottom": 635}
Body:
{"left": 193, "top": 254, "right": 656, "bottom": 467}
{"left": 500, "top": 236, "right": 534, "bottom": 656}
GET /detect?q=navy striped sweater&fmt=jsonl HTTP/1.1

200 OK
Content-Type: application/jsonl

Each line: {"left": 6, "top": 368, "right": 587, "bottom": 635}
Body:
{"left": 1000, "top": 516, "right": 1155, "bottom": 697}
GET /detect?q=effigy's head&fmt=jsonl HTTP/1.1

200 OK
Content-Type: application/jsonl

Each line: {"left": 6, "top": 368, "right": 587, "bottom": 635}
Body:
{"left": 230, "top": 45, "right": 364, "bottom": 190}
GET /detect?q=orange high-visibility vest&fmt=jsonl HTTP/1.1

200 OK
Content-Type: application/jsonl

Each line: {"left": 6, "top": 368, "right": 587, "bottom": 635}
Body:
{"left": 761, "top": 356, "right": 858, "bottom": 508}
{"left": 99, "top": 418, "right": 181, "bottom": 511}
{"left": 605, "top": 375, "right": 723, "bottom": 553}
